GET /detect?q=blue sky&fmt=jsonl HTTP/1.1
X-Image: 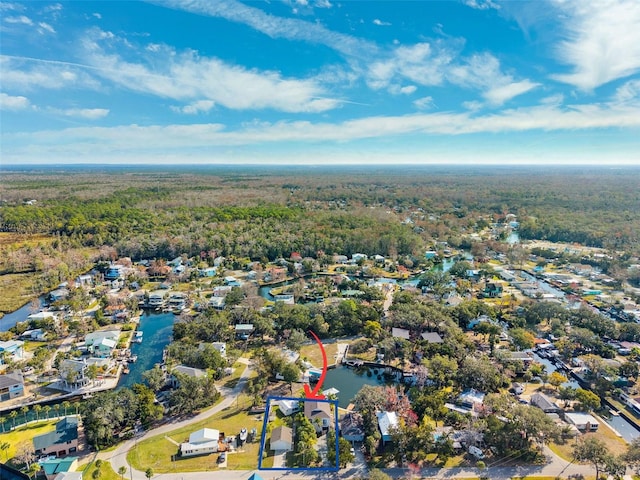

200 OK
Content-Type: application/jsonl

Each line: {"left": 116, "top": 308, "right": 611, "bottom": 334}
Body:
{"left": 1, "top": 0, "right": 639, "bottom": 165}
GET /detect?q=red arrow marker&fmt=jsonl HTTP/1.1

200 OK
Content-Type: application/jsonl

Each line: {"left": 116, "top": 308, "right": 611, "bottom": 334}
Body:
{"left": 303, "top": 330, "right": 327, "bottom": 400}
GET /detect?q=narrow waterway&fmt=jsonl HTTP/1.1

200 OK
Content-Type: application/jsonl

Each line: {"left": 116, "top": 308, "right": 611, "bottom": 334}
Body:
{"left": 117, "top": 311, "right": 175, "bottom": 388}
{"left": 0, "top": 296, "right": 46, "bottom": 332}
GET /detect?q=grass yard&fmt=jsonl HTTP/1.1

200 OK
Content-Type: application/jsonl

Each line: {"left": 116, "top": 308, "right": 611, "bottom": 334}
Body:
{"left": 549, "top": 420, "right": 629, "bottom": 462}
{"left": 127, "top": 394, "right": 269, "bottom": 472}
{"left": 81, "top": 459, "right": 121, "bottom": 480}
{"left": 300, "top": 342, "right": 338, "bottom": 368}
{"left": 0, "top": 420, "right": 57, "bottom": 460}
{"left": 0, "top": 271, "right": 42, "bottom": 314}
{"left": 219, "top": 361, "right": 247, "bottom": 389}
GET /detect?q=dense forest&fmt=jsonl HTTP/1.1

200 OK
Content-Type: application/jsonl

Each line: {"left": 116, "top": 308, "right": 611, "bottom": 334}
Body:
{"left": 1, "top": 166, "right": 639, "bottom": 263}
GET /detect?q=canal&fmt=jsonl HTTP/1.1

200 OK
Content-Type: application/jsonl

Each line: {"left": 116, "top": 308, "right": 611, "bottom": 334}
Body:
{"left": 0, "top": 296, "right": 46, "bottom": 332}
{"left": 532, "top": 352, "right": 640, "bottom": 442}
{"left": 117, "top": 311, "right": 176, "bottom": 388}
{"left": 323, "top": 365, "right": 391, "bottom": 408}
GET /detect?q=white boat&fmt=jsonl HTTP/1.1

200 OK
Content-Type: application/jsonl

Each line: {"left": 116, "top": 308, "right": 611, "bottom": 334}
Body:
{"left": 133, "top": 331, "right": 143, "bottom": 343}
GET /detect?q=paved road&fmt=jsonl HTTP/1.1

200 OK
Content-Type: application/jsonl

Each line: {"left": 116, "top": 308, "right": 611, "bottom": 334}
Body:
{"left": 103, "top": 360, "right": 600, "bottom": 480}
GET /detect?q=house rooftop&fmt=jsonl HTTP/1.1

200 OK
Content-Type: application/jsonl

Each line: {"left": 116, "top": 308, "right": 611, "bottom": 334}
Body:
{"left": 189, "top": 428, "right": 219, "bottom": 444}
{"left": 173, "top": 365, "right": 207, "bottom": 378}
{"left": 33, "top": 417, "right": 78, "bottom": 452}
{"left": 40, "top": 457, "right": 78, "bottom": 476}
{"left": 421, "top": 331, "right": 444, "bottom": 343}
{"left": 271, "top": 426, "right": 293, "bottom": 444}
{"left": 391, "top": 327, "right": 410, "bottom": 340}
{"left": 0, "top": 371, "right": 24, "bottom": 389}
{"left": 376, "top": 411, "right": 399, "bottom": 437}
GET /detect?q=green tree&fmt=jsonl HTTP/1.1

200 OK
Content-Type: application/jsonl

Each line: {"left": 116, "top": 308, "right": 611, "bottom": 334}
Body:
{"left": 142, "top": 365, "right": 166, "bottom": 392}
{"left": 573, "top": 437, "right": 612, "bottom": 480}
{"left": 33, "top": 405, "right": 42, "bottom": 421}
{"left": 548, "top": 371, "right": 568, "bottom": 389}
{"left": 20, "top": 406, "right": 29, "bottom": 424}
{"left": 575, "top": 388, "right": 601, "bottom": 411}
{"left": 509, "top": 328, "right": 535, "bottom": 351}
{"left": 285, "top": 328, "right": 307, "bottom": 352}
{"left": 145, "top": 468, "right": 153, "bottom": 479}
{"left": 280, "top": 362, "right": 301, "bottom": 394}
{"left": 9, "top": 410, "right": 18, "bottom": 429}
{"left": 118, "top": 466, "right": 127, "bottom": 480}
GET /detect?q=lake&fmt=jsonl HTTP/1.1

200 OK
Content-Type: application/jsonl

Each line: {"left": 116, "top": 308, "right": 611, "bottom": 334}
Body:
{"left": 322, "top": 365, "right": 391, "bottom": 408}
{"left": 117, "top": 311, "right": 175, "bottom": 388}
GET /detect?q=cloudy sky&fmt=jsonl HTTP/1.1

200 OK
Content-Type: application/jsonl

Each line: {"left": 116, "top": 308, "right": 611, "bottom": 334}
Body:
{"left": 1, "top": 0, "right": 640, "bottom": 165}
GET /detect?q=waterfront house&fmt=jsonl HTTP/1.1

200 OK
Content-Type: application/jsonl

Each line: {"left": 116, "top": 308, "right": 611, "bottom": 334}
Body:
{"left": 270, "top": 426, "right": 293, "bottom": 451}
{"left": 59, "top": 359, "right": 90, "bottom": 390}
{"left": 85, "top": 331, "right": 119, "bottom": 358}
{"left": 0, "top": 371, "right": 25, "bottom": 401}
{"left": 148, "top": 290, "right": 168, "bottom": 309}
{"left": 48, "top": 288, "right": 69, "bottom": 302}
{"left": 377, "top": 411, "right": 399, "bottom": 444}
{"left": 340, "top": 412, "right": 364, "bottom": 442}
{"left": 170, "top": 365, "right": 207, "bottom": 388}
{"left": 33, "top": 417, "right": 80, "bottom": 457}
{"left": 304, "top": 400, "right": 333, "bottom": 433}
{"left": 275, "top": 399, "right": 299, "bottom": 416}
{"left": 40, "top": 457, "right": 79, "bottom": 480}
{"left": 180, "top": 428, "right": 221, "bottom": 457}
{"left": 564, "top": 412, "right": 599, "bottom": 432}
{"left": 0, "top": 340, "right": 24, "bottom": 364}
{"left": 20, "top": 328, "right": 48, "bottom": 341}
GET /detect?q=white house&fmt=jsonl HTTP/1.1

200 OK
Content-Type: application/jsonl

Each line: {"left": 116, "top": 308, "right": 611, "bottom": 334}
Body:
{"left": 377, "top": 411, "right": 399, "bottom": 444}
{"left": 270, "top": 426, "right": 293, "bottom": 452}
{"left": 565, "top": 412, "right": 599, "bottom": 432}
{"left": 180, "top": 428, "right": 220, "bottom": 457}
{"left": 276, "top": 399, "right": 300, "bottom": 416}
{"left": 211, "top": 342, "right": 226, "bottom": 357}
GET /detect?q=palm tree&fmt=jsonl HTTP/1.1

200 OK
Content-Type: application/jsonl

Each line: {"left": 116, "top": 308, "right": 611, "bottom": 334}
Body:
{"left": 145, "top": 468, "right": 153, "bottom": 479}
{"left": 62, "top": 401, "right": 71, "bottom": 416}
{"left": 0, "top": 416, "right": 5, "bottom": 433}
{"left": 20, "top": 406, "right": 29, "bottom": 425}
{"left": 118, "top": 466, "right": 127, "bottom": 480}
{"left": 43, "top": 405, "right": 52, "bottom": 419}
{"left": 9, "top": 411, "right": 17, "bottom": 429}
{"left": 33, "top": 405, "right": 42, "bottom": 421}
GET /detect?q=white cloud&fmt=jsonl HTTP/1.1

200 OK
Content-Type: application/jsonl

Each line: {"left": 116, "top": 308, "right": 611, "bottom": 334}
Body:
{"left": 483, "top": 80, "right": 539, "bottom": 105}
{"left": 160, "top": 0, "right": 376, "bottom": 59}
{"left": 413, "top": 96, "right": 434, "bottom": 110}
{"left": 171, "top": 100, "right": 216, "bottom": 114}
{"left": 462, "top": 0, "right": 500, "bottom": 10}
{"left": 0, "top": 92, "right": 31, "bottom": 110}
{"left": 4, "top": 15, "right": 33, "bottom": 25}
{"left": 373, "top": 19, "right": 391, "bottom": 26}
{"left": 52, "top": 107, "right": 109, "bottom": 119}
{"left": 551, "top": 0, "right": 640, "bottom": 90}
{"left": 0, "top": 55, "right": 101, "bottom": 91}
{"left": 38, "top": 22, "right": 56, "bottom": 34}
{"left": 7, "top": 98, "right": 639, "bottom": 160}
{"left": 80, "top": 29, "right": 341, "bottom": 113}
{"left": 93, "top": 12, "right": 102, "bottom": 19}
{"left": 613, "top": 79, "right": 640, "bottom": 103}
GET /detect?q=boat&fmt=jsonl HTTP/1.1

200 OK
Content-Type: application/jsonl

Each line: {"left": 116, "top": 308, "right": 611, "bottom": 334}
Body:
{"left": 239, "top": 428, "right": 248, "bottom": 442}
{"left": 128, "top": 355, "right": 138, "bottom": 363}
{"left": 133, "top": 331, "right": 143, "bottom": 343}
{"left": 123, "top": 367, "right": 130, "bottom": 374}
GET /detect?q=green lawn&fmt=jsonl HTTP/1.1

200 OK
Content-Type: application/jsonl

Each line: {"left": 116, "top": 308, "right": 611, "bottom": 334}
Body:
{"left": 0, "top": 420, "right": 57, "bottom": 460}
{"left": 127, "top": 394, "right": 269, "bottom": 472}
{"left": 300, "top": 342, "right": 338, "bottom": 368}
{"left": 81, "top": 459, "right": 122, "bottom": 480}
